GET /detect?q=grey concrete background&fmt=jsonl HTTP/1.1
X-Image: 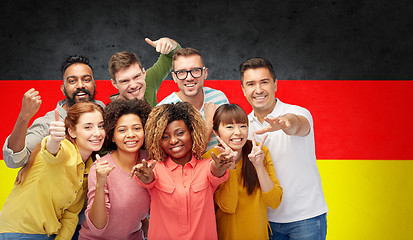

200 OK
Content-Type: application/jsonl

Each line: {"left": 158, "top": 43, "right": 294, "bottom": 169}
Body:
{"left": 0, "top": 0, "right": 412, "bottom": 80}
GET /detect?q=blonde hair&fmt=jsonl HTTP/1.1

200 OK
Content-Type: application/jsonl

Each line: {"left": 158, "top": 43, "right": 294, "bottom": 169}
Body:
{"left": 145, "top": 102, "right": 207, "bottom": 161}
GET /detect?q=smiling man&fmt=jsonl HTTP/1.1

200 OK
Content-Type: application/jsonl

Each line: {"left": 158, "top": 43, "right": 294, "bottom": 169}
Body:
{"left": 240, "top": 57, "right": 328, "bottom": 240}
{"left": 108, "top": 37, "right": 180, "bottom": 107}
{"left": 158, "top": 48, "right": 229, "bottom": 151}
{"left": 3, "top": 56, "right": 105, "bottom": 169}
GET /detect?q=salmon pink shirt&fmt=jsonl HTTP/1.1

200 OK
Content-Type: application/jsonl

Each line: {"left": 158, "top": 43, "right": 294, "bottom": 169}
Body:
{"left": 136, "top": 156, "right": 229, "bottom": 240}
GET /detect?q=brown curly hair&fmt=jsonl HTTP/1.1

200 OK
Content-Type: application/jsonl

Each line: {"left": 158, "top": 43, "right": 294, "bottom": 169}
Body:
{"left": 103, "top": 98, "right": 152, "bottom": 151}
{"left": 145, "top": 102, "right": 207, "bottom": 161}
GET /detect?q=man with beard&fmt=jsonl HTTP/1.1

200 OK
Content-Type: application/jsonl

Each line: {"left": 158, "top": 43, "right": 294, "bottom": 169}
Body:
{"left": 2, "top": 55, "right": 105, "bottom": 169}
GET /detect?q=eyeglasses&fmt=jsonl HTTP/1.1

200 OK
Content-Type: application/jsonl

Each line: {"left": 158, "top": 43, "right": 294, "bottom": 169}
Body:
{"left": 172, "top": 67, "right": 205, "bottom": 80}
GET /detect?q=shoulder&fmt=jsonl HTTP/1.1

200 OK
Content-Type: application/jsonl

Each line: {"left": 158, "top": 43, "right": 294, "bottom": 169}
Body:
{"left": 203, "top": 87, "right": 229, "bottom": 104}
{"left": 158, "top": 92, "right": 180, "bottom": 105}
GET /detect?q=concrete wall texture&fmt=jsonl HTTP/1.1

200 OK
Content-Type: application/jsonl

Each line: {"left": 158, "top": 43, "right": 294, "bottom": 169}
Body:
{"left": 0, "top": 0, "right": 412, "bottom": 80}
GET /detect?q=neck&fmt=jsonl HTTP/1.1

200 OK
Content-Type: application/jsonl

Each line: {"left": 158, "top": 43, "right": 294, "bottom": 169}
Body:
{"left": 170, "top": 154, "right": 192, "bottom": 167}
{"left": 176, "top": 91, "right": 204, "bottom": 110}
{"left": 112, "top": 150, "right": 140, "bottom": 171}
{"left": 235, "top": 150, "right": 243, "bottom": 164}
{"left": 255, "top": 99, "right": 277, "bottom": 124}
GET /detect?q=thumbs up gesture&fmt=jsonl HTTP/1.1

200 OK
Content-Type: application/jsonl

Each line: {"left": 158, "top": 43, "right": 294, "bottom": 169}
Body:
{"left": 145, "top": 37, "right": 177, "bottom": 54}
{"left": 46, "top": 109, "right": 66, "bottom": 155}
{"left": 95, "top": 154, "right": 116, "bottom": 187}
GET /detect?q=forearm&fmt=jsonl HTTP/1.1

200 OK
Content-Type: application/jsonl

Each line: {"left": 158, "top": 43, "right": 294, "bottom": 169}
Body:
{"left": 88, "top": 184, "right": 109, "bottom": 229}
{"left": 7, "top": 115, "right": 32, "bottom": 153}
{"left": 211, "top": 161, "right": 227, "bottom": 177}
{"left": 282, "top": 113, "right": 310, "bottom": 136}
{"left": 254, "top": 164, "right": 274, "bottom": 192}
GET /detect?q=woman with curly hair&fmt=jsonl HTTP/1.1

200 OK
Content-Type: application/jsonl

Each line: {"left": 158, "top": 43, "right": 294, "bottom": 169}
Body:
{"left": 131, "top": 102, "right": 234, "bottom": 240}
{"left": 203, "top": 104, "right": 283, "bottom": 240}
{"left": 79, "top": 99, "right": 152, "bottom": 240}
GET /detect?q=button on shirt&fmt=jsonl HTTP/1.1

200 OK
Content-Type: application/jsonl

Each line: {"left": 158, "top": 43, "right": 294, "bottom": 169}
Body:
{"left": 0, "top": 137, "right": 92, "bottom": 240}
{"left": 137, "top": 156, "right": 229, "bottom": 240}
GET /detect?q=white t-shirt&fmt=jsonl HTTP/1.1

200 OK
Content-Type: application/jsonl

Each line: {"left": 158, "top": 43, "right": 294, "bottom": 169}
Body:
{"left": 248, "top": 98, "right": 328, "bottom": 223}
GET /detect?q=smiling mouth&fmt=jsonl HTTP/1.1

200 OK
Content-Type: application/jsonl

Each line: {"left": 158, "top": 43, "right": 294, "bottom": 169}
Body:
{"left": 230, "top": 138, "right": 243, "bottom": 143}
{"left": 185, "top": 83, "right": 196, "bottom": 87}
{"left": 125, "top": 140, "right": 139, "bottom": 146}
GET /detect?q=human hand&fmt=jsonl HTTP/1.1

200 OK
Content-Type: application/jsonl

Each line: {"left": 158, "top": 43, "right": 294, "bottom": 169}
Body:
{"left": 248, "top": 134, "right": 268, "bottom": 166}
{"left": 20, "top": 88, "right": 42, "bottom": 121}
{"left": 255, "top": 115, "right": 292, "bottom": 135}
{"left": 203, "top": 102, "right": 218, "bottom": 125}
{"left": 130, "top": 159, "right": 156, "bottom": 183}
{"left": 211, "top": 135, "right": 238, "bottom": 174}
{"left": 95, "top": 154, "right": 115, "bottom": 186}
{"left": 145, "top": 37, "right": 177, "bottom": 54}
{"left": 49, "top": 109, "right": 65, "bottom": 142}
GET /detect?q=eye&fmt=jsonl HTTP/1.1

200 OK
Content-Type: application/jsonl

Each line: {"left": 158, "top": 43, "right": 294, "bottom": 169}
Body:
{"left": 98, "top": 124, "right": 104, "bottom": 129}
{"left": 240, "top": 124, "right": 248, "bottom": 128}
{"left": 83, "top": 78, "right": 92, "bottom": 83}
{"left": 162, "top": 135, "right": 169, "bottom": 140}
{"left": 67, "top": 79, "right": 76, "bottom": 84}
{"left": 177, "top": 130, "right": 185, "bottom": 136}
{"left": 134, "top": 126, "right": 142, "bottom": 131}
{"left": 225, "top": 125, "right": 233, "bottom": 129}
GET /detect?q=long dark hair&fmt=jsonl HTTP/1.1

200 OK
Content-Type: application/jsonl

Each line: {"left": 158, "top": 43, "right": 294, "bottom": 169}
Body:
{"left": 213, "top": 104, "right": 260, "bottom": 195}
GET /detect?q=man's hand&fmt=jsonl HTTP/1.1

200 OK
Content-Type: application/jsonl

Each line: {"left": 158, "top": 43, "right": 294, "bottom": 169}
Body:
{"left": 145, "top": 37, "right": 178, "bottom": 54}
{"left": 248, "top": 134, "right": 268, "bottom": 167}
{"left": 20, "top": 88, "right": 42, "bottom": 121}
{"left": 130, "top": 159, "right": 156, "bottom": 183}
{"left": 255, "top": 113, "right": 310, "bottom": 136}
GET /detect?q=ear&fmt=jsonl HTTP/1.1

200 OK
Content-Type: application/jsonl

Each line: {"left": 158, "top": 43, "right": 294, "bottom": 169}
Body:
{"left": 203, "top": 67, "right": 208, "bottom": 80}
{"left": 171, "top": 72, "right": 178, "bottom": 84}
{"left": 274, "top": 78, "right": 278, "bottom": 92}
{"left": 111, "top": 79, "right": 119, "bottom": 89}
{"left": 68, "top": 127, "right": 76, "bottom": 139}
{"left": 60, "top": 84, "right": 65, "bottom": 94}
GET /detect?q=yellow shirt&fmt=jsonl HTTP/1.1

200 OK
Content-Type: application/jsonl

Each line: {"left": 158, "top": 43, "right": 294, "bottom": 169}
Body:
{"left": 203, "top": 145, "right": 283, "bottom": 240}
{"left": 0, "top": 137, "right": 93, "bottom": 240}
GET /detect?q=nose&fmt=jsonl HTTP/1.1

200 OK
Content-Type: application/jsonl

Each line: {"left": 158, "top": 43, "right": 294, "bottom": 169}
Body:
{"left": 76, "top": 79, "right": 85, "bottom": 89}
{"left": 126, "top": 129, "right": 134, "bottom": 137}
{"left": 92, "top": 126, "right": 102, "bottom": 136}
{"left": 255, "top": 83, "right": 263, "bottom": 93}
{"left": 169, "top": 135, "right": 179, "bottom": 145}
{"left": 234, "top": 126, "right": 241, "bottom": 135}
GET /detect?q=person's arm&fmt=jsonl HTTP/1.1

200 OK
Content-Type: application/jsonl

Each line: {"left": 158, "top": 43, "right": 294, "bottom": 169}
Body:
{"left": 248, "top": 134, "right": 274, "bottom": 192}
{"left": 260, "top": 145, "right": 283, "bottom": 209}
{"left": 87, "top": 155, "right": 115, "bottom": 229}
{"left": 255, "top": 113, "right": 310, "bottom": 137}
{"left": 3, "top": 89, "right": 42, "bottom": 168}
{"left": 144, "top": 37, "right": 180, "bottom": 107}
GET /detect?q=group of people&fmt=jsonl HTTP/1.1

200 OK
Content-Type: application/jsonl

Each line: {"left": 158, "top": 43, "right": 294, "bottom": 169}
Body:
{"left": 0, "top": 36, "right": 328, "bottom": 240}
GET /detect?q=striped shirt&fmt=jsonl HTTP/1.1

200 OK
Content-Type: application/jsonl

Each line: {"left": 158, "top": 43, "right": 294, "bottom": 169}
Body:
{"left": 158, "top": 87, "right": 229, "bottom": 151}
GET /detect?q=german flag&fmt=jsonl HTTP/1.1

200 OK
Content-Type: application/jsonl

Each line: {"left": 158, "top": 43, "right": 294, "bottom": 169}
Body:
{"left": 1, "top": 80, "right": 412, "bottom": 239}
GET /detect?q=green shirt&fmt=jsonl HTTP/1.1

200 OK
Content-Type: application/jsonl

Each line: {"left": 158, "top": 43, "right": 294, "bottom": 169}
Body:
{"left": 110, "top": 44, "right": 181, "bottom": 107}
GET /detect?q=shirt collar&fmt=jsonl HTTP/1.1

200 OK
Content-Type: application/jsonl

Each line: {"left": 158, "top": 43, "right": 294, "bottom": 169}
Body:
{"left": 164, "top": 155, "right": 198, "bottom": 171}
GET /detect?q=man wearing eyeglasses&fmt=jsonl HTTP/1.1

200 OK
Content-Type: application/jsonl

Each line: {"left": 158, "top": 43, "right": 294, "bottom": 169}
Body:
{"left": 109, "top": 37, "right": 180, "bottom": 107}
{"left": 158, "top": 47, "right": 229, "bottom": 151}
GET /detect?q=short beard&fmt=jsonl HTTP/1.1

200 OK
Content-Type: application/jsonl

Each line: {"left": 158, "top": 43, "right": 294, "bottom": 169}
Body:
{"left": 64, "top": 88, "right": 95, "bottom": 107}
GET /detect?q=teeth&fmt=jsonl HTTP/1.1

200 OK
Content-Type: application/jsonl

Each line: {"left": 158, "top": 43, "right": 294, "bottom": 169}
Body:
{"left": 125, "top": 141, "right": 138, "bottom": 145}
{"left": 186, "top": 84, "right": 195, "bottom": 87}
{"left": 231, "top": 139, "right": 242, "bottom": 142}
{"left": 255, "top": 96, "right": 265, "bottom": 99}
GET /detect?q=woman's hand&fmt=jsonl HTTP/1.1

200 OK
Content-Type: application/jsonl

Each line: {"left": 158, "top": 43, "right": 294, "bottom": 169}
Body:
{"left": 248, "top": 134, "right": 268, "bottom": 167}
{"left": 130, "top": 159, "right": 156, "bottom": 183}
